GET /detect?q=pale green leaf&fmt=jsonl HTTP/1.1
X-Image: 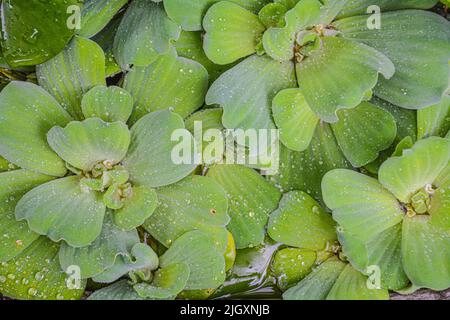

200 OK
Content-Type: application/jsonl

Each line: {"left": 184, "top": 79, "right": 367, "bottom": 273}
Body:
{"left": 0, "top": 81, "right": 71, "bottom": 176}
{"left": 272, "top": 88, "right": 319, "bottom": 152}
{"left": 113, "top": 0, "right": 180, "bottom": 69}
{"left": 36, "top": 36, "right": 106, "bottom": 120}
{"left": 207, "top": 164, "right": 281, "bottom": 248}
{"left": 335, "top": 10, "right": 450, "bottom": 109}
{"left": 203, "top": 1, "right": 265, "bottom": 65}
{"left": 15, "top": 176, "right": 106, "bottom": 247}
{"left": 160, "top": 230, "right": 226, "bottom": 290}
{"left": 206, "top": 55, "right": 296, "bottom": 130}
{"left": 297, "top": 36, "right": 394, "bottom": 123}
{"left": 0, "top": 237, "right": 85, "bottom": 300}
{"left": 123, "top": 110, "right": 197, "bottom": 188}
{"left": 268, "top": 191, "right": 336, "bottom": 251}
{"left": 123, "top": 52, "right": 209, "bottom": 122}
{"left": 0, "top": 170, "right": 54, "bottom": 262}
{"left": 322, "top": 169, "right": 404, "bottom": 242}
{"left": 81, "top": 86, "right": 134, "bottom": 123}
{"left": 379, "top": 137, "right": 450, "bottom": 203}
{"left": 143, "top": 175, "right": 229, "bottom": 249}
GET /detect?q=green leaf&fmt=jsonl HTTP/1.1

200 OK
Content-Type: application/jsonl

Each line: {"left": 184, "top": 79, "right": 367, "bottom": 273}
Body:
{"left": 262, "top": 0, "right": 322, "bottom": 61}
{"left": 269, "top": 124, "right": 350, "bottom": 201}
{"left": 81, "top": 86, "right": 134, "bottom": 123}
{"left": 338, "top": 224, "right": 409, "bottom": 291}
{"left": 268, "top": 191, "right": 336, "bottom": 250}
{"left": 0, "top": 81, "right": 72, "bottom": 177}
{"left": 47, "top": 118, "right": 130, "bottom": 172}
{"left": 429, "top": 181, "right": 450, "bottom": 231}
{"left": 206, "top": 55, "right": 296, "bottom": 130}
{"left": 93, "top": 243, "right": 159, "bottom": 283}
{"left": 283, "top": 257, "right": 346, "bottom": 300}
{"left": 160, "top": 230, "right": 226, "bottom": 290}
{"left": 297, "top": 37, "right": 394, "bottom": 123}
{"left": 91, "top": 14, "right": 122, "bottom": 77}
{"left": 113, "top": 186, "right": 158, "bottom": 231}
{"left": 335, "top": 10, "right": 450, "bottom": 109}
{"left": 0, "top": 0, "right": 80, "bottom": 67}
{"left": 143, "top": 175, "right": 229, "bottom": 248}
{"left": 123, "top": 52, "right": 209, "bottom": 122}
{"left": 418, "top": 96, "right": 450, "bottom": 139}
{"left": 402, "top": 215, "right": 450, "bottom": 290}
{"left": 134, "top": 263, "right": 190, "bottom": 299}
{"left": 15, "top": 176, "right": 106, "bottom": 247}
{"left": 36, "top": 36, "right": 106, "bottom": 120}
{"left": 113, "top": 0, "right": 180, "bottom": 69}
{"left": 0, "top": 170, "right": 54, "bottom": 262}
{"left": 272, "top": 88, "right": 319, "bottom": 152}
{"left": 258, "top": 3, "right": 288, "bottom": 28}
{"left": 175, "top": 31, "right": 234, "bottom": 82}
{"left": 322, "top": 169, "right": 404, "bottom": 242}
{"left": 331, "top": 101, "right": 397, "bottom": 167}
{"left": 326, "top": 264, "right": 389, "bottom": 300}
{"left": 379, "top": 137, "right": 450, "bottom": 203}
{"left": 338, "top": 0, "right": 439, "bottom": 18}
{"left": 203, "top": 1, "right": 265, "bottom": 65}
{"left": 207, "top": 165, "right": 281, "bottom": 249}
{"left": 78, "top": 0, "right": 128, "bottom": 38}
{"left": 164, "top": 0, "right": 270, "bottom": 31}
{"left": 0, "top": 237, "right": 85, "bottom": 300}
{"left": 59, "top": 216, "right": 140, "bottom": 279}
{"left": 123, "top": 110, "right": 197, "bottom": 188}
{"left": 88, "top": 280, "right": 144, "bottom": 300}
{"left": 271, "top": 248, "right": 316, "bottom": 291}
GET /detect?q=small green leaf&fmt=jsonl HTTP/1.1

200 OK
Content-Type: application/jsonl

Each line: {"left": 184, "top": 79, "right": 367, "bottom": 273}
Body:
{"left": 144, "top": 175, "right": 229, "bottom": 249}
{"left": 402, "top": 215, "right": 450, "bottom": 290}
{"left": 335, "top": 10, "right": 450, "bottom": 109}
{"left": 175, "top": 31, "right": 235, "bottom": 82}
{"left": 47, "top": 118, "right": 130, "bottom": 172}
{"left": 297, "top": 37, "right": 394, "bottom": 123}
{"left": 379, "top": 137, "right": 450, "bottom": 203}
{"left": 206, "top": 55, "right": 296, "bottom": 130}
{"left": 59, "top": 216, "right": 140, "bottom": 279}
{"left": 326, "top": 264, "right": 389, "bottom": 300}
{"left": 272, "top": 88, "right": 319, "bottom": 152}
{"left": 429, "top": 181, "right": 450, "bottom": 230}
{"left": 271, "top": 248, "right": 316, "bottom": 291}
{"left": 78, "top": 0, "right": 128, "bottom": 38}
{"left": 15, "top": 176, "right": 106, "bottom": 247}
{"left": 88, "top": 280, "right": 143, "bottom": 300}
{"left": 207, "top": 165, "right": 281, "bottom": 249}
{"left": 81, "top": 86, "right": 134, "bottom": 123}
{"left": 113, "top": 0, "right": 180, "bottom": 69}
{"left": 203, "top": 1, "right": 265, "bottom": 65}
{"left": 164, "top": 0, "right": 269, "bottom": 31}
{"left": 283, "top": 257, "right": 346, "bottom": 300}
{"left": 0, "top": 81, "right": 72, "bottom": 177}
{"left": 331, "top": 101, "right": 397, "bottom": 167}
{"left": 134, "top": 263, "right": 190, "bottom": 299}
{"left": 268, "top": 191, "right": 336, "bottom": 251}
{"left": 124, "top": 52, "right": 209, "bottom": 122}
{"left": 418, "top": 96, "right": 450, "bottom": 139}
{"left": 269, "top": 124, "right": 350, "bottom": 201}
{"left": 36, "top": 36, "right": 106, "bottom": 120}
{"left": 0, "top": 170, "right": 54, "bottom": 262}
{"left": 93, "top": 243, "right": 159, "bottom": 283}
{"left": 0, "top": 237, "right": 85, "bottom": 300}
{"left": 0, "top": 0, "right": 80, "bottom": 67}
{"left": 322, "top": 169, "right": 404, "bottom": 242}
{"left": 113, "top": 186, "right": 158, "bottom": 231}
{"left": 123, "top": 110, "right": 197, "bottom": 188}
{"left": 160, "top": 230, "right": 226, "bottom": 290}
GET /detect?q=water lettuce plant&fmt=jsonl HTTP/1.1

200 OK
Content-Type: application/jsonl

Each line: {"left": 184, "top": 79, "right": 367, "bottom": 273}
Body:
{"left": 0, "top": 0, "right": 449, "bottom": 301}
